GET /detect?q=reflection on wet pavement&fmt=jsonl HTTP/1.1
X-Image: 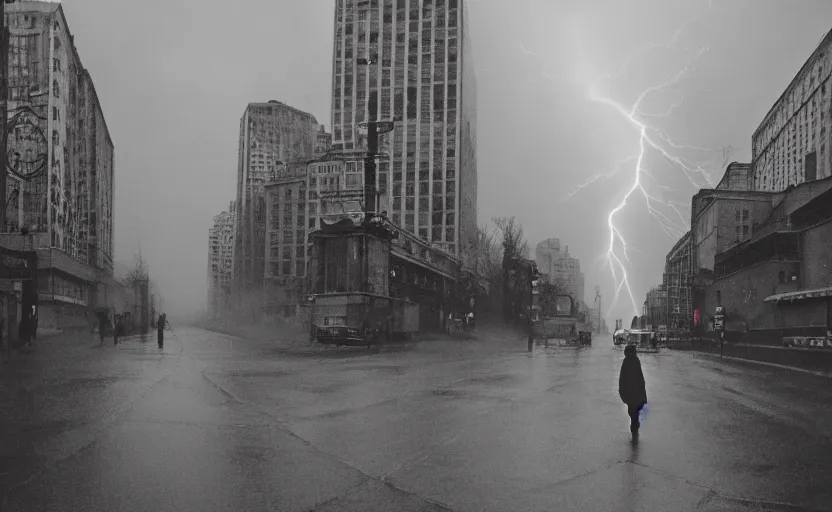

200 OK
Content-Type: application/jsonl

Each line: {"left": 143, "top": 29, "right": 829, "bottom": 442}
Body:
{"left": 1, "top": 326, "right": 831, "bottom": 511}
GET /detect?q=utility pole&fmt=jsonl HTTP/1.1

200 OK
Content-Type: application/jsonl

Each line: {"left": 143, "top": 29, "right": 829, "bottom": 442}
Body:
{"left": 527, "top": 263, "right": 535, "bottom": 352}
{"left": 0, "top": 0, "right": 9, "bottom": 232}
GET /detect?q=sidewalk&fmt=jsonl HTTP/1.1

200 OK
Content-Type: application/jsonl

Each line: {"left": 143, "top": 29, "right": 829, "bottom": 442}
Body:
{"left": 670, "top": 339, "right": 832, "bottom": 377}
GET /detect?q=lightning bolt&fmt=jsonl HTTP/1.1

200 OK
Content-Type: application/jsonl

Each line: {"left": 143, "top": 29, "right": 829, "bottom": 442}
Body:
{"left": 523, "top": 1, "right": 724, "bottom": 321}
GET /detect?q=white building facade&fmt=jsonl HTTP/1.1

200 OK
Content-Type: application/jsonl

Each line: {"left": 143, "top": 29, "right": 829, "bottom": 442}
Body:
{"left": 752, "top": 30, "right": 832, "bottom": 191}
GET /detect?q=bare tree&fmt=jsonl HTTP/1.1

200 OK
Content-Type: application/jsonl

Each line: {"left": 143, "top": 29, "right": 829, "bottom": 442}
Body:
{"left": 493, "top": 216, "right": 529, "bottom": 261}
{"left": 123, "top": 253, "right": 149, "bottom": 287}
{"left": 471, "top": 225, "right": 502, "bottom": 280}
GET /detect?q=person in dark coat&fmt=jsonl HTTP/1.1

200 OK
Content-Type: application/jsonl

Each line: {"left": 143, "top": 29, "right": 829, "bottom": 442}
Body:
{"left": 619, "top": 344, "right": 648, "bottom": 436}
{"left": 157, "top": 313, "right": 166, "bottom": 348}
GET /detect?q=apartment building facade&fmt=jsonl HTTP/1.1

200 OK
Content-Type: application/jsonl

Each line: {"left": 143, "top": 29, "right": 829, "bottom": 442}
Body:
{"left": 263, "top": 157, "right": 364, "bottom": 316}
{"left": 0, "top": 1, "right": 115, "bottom": 330}
{"left": 207, "top": 202, "right": 235, "bottom": 318}
{"left": 752, "top": 29, "right": 832, "bottom": 191}
{"left": 330, "top": 0, "right": 477, "bottom": 262}
{"left": 232, "top": 101, "right": 320, "bottom": 306}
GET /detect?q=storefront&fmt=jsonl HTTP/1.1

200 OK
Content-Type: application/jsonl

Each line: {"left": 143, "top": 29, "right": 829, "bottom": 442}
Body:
{"left": 0, "top": 247, "right": 38, "bottom": 348}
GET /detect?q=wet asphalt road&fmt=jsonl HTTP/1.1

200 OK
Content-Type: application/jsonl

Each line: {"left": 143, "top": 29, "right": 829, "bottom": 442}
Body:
{"left": 1, "top": 327, "right": 832, "bottom": 512}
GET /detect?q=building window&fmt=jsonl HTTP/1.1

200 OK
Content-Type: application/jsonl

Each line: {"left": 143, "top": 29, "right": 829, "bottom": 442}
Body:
{"left": 742, "top": 209, "right": 748, "bottom": 221}
{"left": 716, "top": 291, "right": 721, "bottom": 305}
{"left": 742, "top": 225, "right": 749, "bottom": 238}
{"left": 778, "top": 271, "right": 785, "bottom": 284}
{"left": 52, "top": 80, "right": 59, "bottom": 98}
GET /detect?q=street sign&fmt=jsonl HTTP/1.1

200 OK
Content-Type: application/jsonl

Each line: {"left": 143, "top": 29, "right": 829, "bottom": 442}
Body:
{"left": 714, "top": 306, "right": 725, "bottom": 332}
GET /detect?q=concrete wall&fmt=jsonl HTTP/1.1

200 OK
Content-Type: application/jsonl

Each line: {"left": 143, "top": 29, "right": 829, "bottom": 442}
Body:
{"left": 693, "top": 195, "right": 774, "bottom": 272}
{"left": 705, "top": 260, "right": 802, "bottom": 332}
{"left": 800, "top": 218, "right": 832, "bottom": 290}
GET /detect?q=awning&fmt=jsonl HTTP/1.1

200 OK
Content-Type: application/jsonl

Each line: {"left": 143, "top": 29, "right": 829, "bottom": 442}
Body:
{"left": 764, "top": 287, "right": 832, "bottom": 303}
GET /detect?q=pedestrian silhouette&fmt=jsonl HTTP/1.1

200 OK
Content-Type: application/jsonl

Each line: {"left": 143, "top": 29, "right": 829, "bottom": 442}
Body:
{"left": 157, "top": 313, "right": 166, "bottom": 348}
{"left": 619, "top": 344, "right": 647, "bottom": 439}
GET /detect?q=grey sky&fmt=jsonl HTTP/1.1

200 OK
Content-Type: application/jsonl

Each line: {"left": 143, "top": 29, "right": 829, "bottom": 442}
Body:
{"left": 62, "top": 0, "right": 832, "bottom": 323}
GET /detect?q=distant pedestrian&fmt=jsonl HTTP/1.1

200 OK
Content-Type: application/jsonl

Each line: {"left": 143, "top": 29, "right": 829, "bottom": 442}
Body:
{"left": 157, "top": 313, "right": 166, "bottom": 348}
{"left": 619, "top": 344, "right": 648, "bottom": 438}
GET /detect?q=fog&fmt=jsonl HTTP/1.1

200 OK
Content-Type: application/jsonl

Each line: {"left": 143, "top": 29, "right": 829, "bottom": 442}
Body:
{"left": 62, "top": 0, "right": 832, "bottom": 324}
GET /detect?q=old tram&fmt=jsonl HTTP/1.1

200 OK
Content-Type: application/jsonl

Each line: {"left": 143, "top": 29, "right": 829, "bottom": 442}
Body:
{"left": 308, "top": 212, "right": 462, "bottom": 348}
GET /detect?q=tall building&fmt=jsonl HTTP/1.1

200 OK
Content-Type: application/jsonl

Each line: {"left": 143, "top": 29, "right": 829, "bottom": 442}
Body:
{"left": 663, "top": 231, "right": 692, "bottom": 330}
{"left": 534, "top": 238, "right": 583, "bottom": 302}
{"left": 644, "top": 285, "right": 668, "bottom": 328}
{"left": 330, "top": 0, "right": 477, "bottom": 260}
{"left": 232, "top": 101, "right": 320, "bottom": 306}
{"left": 208, "top": 202, "right": 235, "bottom": 318}
{"left": 0, "top": 1, "right": 115, "bottom": 330}
{"left": 752, "top": 29, "right": 832, "bottom": 191}
{"left": 314, "top": 124, "right": 333, "bottom": 158}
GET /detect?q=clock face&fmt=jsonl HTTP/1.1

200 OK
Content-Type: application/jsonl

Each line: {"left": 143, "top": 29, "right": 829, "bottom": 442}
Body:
{"left": 7, "top": 107, "right": 48, "bottom": 181}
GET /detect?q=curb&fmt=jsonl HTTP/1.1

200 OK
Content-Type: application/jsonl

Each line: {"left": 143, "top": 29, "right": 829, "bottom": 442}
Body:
{"left": 691, "top": 350, "right": 832, "bottom": 379}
